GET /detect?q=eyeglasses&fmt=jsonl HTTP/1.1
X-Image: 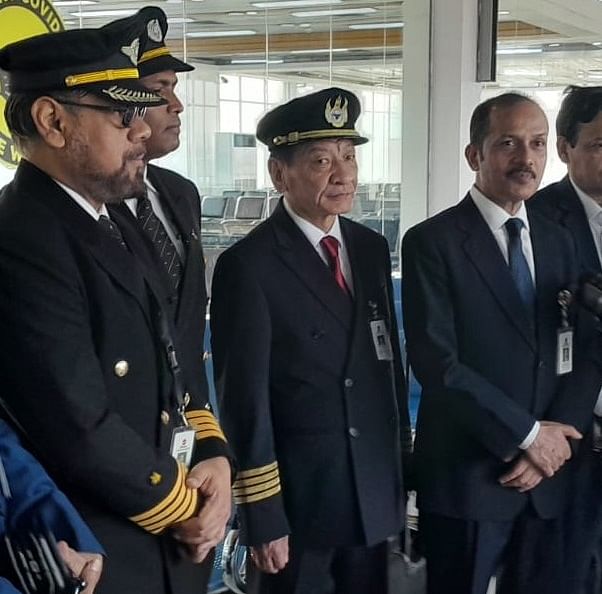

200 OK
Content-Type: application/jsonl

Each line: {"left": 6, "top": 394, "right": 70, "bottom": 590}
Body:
{"left": 54, "top": 100, "right": 147, "bottom": 128}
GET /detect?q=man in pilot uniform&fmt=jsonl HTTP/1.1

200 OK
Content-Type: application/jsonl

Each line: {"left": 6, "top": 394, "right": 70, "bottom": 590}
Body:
{"left": 0, "top": 22, "right": 230, "bottom": 594}
{"left": 211, "top": 88, "right": 412, "bottom": 594}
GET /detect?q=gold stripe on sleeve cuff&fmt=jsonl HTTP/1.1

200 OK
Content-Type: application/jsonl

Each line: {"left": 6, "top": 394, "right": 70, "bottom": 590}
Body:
{"left": 233, "top": 461, "right": 281, "bottom": 505}
{"left": 129, "top": 463, "right": 198, "bottom": 534}
{"left": 185, "top": 410, "right": 227, "bottom": 442}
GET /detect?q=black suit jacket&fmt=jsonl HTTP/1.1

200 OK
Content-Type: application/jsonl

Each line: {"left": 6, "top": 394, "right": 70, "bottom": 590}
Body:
{"left": 402, "top": 194, "right": 602, "bottom": 521}
{"left": 112, "top": 164, "right": 214, "bottom": 423}
{"left": 210, "top": 201, "right": 411, "bottom": 548}
{"left": 0, "top": 160, "right": 228, "bottom": 594}
{"left": 530, "top": 176, "right": 601, "bottom": 275}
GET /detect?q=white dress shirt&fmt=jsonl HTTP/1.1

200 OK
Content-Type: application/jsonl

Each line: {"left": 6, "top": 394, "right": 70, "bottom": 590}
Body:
{"left": 470, "top": 185, "right": 540, "bottom": 449}
{"left": 571, "top": 177, "right": 602, "bottom": 416}
{"left": 282, "top": 198, "right": 354, "bottom": 295}
{"left": 54, "top": 179, "right": 109, "bottom": 220}
{"left": 124, "top": 168, "right": 184, "bottom": 261}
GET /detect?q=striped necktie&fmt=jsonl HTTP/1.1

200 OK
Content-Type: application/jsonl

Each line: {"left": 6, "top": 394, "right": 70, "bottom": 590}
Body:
{"left": 136, "top": 191, "right": 182, "bottom": 296}
{"left": 98, "top": 215, "right": 128, "bottom": 250}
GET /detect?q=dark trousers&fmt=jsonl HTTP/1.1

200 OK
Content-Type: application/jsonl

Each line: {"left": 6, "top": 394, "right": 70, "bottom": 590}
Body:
{"left": 421, "top": 510, "right": 562, "bottom": 594}
{"left": 562, "top": 437, "right": 602, "bottom": 594}
{"left": 246, "top": 540, "right": 388, "bottom": 594}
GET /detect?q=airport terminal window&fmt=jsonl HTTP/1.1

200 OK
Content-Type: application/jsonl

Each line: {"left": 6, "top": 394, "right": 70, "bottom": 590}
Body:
{"left": 490, "top": 0, "right": 602, "bottom": 185}
{"left": 0, "top": 0, "right": 408, "bottom": 278}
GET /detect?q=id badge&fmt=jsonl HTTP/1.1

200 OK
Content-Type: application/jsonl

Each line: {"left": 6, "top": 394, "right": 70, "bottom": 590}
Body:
{"left": 370, "top": 319, "right": 393, "bottom": 361}
{"left": 556, "top": 327, "right": 574, "bottom": 375}
{"left": 169, "top": 427, "right": 196, "bottom": 468}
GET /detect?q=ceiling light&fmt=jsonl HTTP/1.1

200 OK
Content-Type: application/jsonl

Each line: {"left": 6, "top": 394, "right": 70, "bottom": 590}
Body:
{"left": 298, "top": 23, "right": 311, "bottom": 27}
{"left": 497, "top": 47, "right": 543, "bottom": 55}
{"left": 246, "top": 11, "right": 259, "bottom": 14}
{"left": 53, "top": 0, "right": 97, "bottom": 5}
{"left": 290, "top": 48, "right": 349, "bottom": 54}
{"left": 69, "top": 9, "right": 135, "bottom": 17}
{"left": 252, "top": 0, "right": 342, "bottom": 7}
{"left": 187, "top": 30, "right": 257, "bottom": 38}
{"left": 168, "top": 17, "right": 194, "bottom": 24}
{"left": 548, "top": 43, "right": 560, "bottom": 47}
{"left": 292, "top": 7, "right": 376, "bottom": 17}
{"left": 231, "top": 58, "right": 284, "bottom": 64}
{"left": 227, "top": 12, "right": 245, "bottom": 16}
{"left": 593, "top": 42, "right": 602, "bottom": 46}
{"left": 349, "top": 22, "right": 404, "bottom": 30}
{"left": 498, "top": 10, "right": 510, "bottom": 15}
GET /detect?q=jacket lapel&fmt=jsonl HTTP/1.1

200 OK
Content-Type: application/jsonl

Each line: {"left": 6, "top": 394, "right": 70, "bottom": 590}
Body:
{"left": 555, "top": 177, "right": 601, "bottom": 273}
{"left": 269, "top": 201, "right": 353, "bottom": 329}
{"left": 15, "top": 162, "right": 152, "bottom": 324}
{"left": 458, "top": 195, "right": 537, "bottom": 350}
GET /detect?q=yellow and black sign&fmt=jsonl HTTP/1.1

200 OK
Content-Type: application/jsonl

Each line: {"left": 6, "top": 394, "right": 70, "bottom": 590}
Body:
{"left": 0, "top": 0, "right": 64, "bottom": 169}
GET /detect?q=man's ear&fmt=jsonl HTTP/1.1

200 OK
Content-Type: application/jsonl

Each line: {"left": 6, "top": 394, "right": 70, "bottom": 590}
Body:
{"left": 268, "top": 157, "right": 287, "bottom": 193}
{"left": 464, "top": 143, "right": 480, "bottom": 172}
{"left": 557, "top": 136, "right": 570, "bottom": 165}
{"left": 30, "top": 97, "right": 68, "bottom": 149}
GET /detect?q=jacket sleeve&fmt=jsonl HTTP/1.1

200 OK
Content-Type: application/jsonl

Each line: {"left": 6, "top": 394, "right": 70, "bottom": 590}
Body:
{"left": 0, "top": 228, "right": 199, "bottom": 536}
{"left": 210, "top": 249, "right": 290, "bottom": 546}
{"left": 401, "top": 226, "right": 537, "bottom": 460}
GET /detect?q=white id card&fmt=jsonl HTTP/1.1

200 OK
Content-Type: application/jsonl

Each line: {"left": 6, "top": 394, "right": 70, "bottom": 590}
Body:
{"left": 556, "top": 327, "right": 574, "bottom": 375}
{"left": 169, "top": 427, "right": 196, "bottom": 468}
{"left": 370, "top": 319, "right": 393, "bottom": 361}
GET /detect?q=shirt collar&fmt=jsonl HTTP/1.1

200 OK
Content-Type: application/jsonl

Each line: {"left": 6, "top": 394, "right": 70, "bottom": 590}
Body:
{"left": 570, "top": 176, "right": 602, "bottom": 223}
{"left": 282, "top": 197, "right": 343, "bottom": 248}
{"left": 470, "top": 184, "right": 530, "bottom": 233}
{"left": 53, "top": 179, "right": 109, "bottom": 221}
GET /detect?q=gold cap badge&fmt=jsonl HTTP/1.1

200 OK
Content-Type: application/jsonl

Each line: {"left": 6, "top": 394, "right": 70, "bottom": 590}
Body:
{"left": 324, "top": 95, "right": 349, "bottom": 128}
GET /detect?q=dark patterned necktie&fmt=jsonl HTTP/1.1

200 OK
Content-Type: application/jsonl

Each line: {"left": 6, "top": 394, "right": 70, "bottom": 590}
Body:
{"left": 505, "top": 218, "right": 535, "bottom": 309}
{"left": 136, "top": 192, "right": 182, "bottom": 295}
{"left": 98, "top": 215, "right": 128, "bottom": 250}
{"left": 320, "top": 235, "right": 350, "bottom": 296}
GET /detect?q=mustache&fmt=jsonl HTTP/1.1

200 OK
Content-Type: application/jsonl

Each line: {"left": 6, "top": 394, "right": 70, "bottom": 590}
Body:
{"left": 507, "top": 166, "right": 536, "bottom": 178}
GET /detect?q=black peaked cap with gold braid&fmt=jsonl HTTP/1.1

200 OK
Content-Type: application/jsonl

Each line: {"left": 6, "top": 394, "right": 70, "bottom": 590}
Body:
{"left": 256, "top": 86, "right": 369, "bottom": 150}
{"left": 101, "top": 6, "right": 193, "bottom": 78}
{"left": 0, "top": 25, "right": 165, "bottom": 107}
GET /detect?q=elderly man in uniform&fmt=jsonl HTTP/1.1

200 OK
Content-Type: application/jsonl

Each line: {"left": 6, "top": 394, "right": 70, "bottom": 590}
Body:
{"left": 0, "top": 21, "right": 230, "bottom": 594}
{"left": 210, "top": 88, "right": 412, "bottom": 594}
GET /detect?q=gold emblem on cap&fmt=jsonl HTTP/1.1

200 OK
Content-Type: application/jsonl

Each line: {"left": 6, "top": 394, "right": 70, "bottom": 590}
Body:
{"left": 147, "top": 19, "right": 163, "bottom": 43}
{"left": 324, "top": 95, "right": 349, "bottom": 128}
{"left": 114, "top": 360, "right": 129, "bottom": 377}
{"left": 161, "top": 410, "right": 170, "bottom": 425}
{"left": 121, "top": 38, "right": 140, "bottom": 67}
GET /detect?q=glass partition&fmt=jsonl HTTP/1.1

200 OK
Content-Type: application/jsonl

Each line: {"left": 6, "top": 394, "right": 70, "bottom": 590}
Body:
{"left": 0, "top": 0, "right": 421, "bottom": 277}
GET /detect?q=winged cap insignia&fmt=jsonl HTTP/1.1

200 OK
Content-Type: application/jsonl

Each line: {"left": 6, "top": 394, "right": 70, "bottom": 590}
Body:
{"left": 324, "top": 95, "right": 349, "bottom": 128}
{"left": 147, "top": 19, "right": 163, "bottom": 43}
{"left": 121, "top": 38, "right": 140, "bottom": 66}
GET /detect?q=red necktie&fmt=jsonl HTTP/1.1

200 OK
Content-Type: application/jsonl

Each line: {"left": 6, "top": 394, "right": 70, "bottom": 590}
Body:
{"left": 320, "top": 235, "right": 350, "bottom": 296}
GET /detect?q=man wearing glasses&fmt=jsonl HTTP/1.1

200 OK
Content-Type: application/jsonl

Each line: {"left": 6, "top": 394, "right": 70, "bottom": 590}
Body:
{"left": 0, "top": 19, "right": 230, "bottom": 594}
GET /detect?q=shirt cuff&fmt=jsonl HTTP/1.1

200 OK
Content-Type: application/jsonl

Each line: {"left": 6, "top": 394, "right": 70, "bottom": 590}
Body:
{"left": 518, "top": 421, "right": 540, "bottom": 450}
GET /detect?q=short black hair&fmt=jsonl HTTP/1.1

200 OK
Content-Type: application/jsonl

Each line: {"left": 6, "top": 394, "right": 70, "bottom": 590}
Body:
{"left": 556, "top": 85, "right": 602, "bottom": 146}
{"left": 469, "top": 92, "right": 539, "bottom": 150}
{"left": 5, "top": 89, "right": 88, "bottom": 147}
